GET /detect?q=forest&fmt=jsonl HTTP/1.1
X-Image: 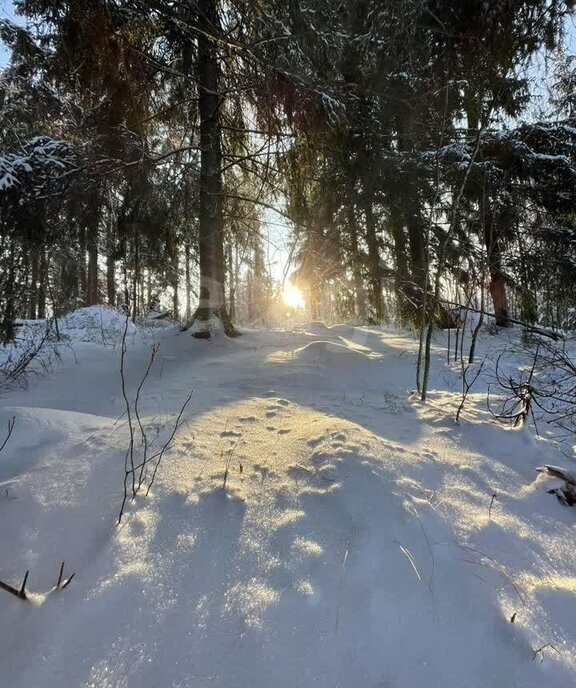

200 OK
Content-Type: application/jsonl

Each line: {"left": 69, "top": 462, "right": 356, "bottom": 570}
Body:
{"left": 2, "top": 2, "right": 576, "bottom": 342}
{"left": 2, "top": 2, "right": 576, "bottom": 687}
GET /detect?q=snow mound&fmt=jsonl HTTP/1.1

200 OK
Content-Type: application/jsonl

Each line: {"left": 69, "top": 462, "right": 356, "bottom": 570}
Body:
{"left": 293, "top": 339, "right": 374, "bottom": 365}
{"left": 327, "top": 323, "right": 357, "bottom": 337}
{"left": 299, "top": 320, "right": 329, "bottom": 333}
{"left": 59, "top": 306, "right": 136, "bottom": 344}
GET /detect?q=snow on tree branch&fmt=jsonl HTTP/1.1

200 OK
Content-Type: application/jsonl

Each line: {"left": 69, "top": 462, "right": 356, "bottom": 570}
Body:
{"left": 0, "top": 136, "right": 76, "bottom": 193}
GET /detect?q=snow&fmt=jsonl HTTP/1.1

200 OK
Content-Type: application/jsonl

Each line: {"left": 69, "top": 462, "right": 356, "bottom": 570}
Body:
{"left": 0, "top": 136, "right": 76, "bottom": 192}
{"left": 1, "top": 319, "right": 576, "bottom": 687}
{"left": 58, "top": 305, "right": 137, "bottom": 343}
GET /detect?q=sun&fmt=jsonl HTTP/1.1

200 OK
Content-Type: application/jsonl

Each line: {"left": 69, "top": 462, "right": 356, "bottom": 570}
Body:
{"left": 282, "top": 283, "right": 305, "bottom": 310}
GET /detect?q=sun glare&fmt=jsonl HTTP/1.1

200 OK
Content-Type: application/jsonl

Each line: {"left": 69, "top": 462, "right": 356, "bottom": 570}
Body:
{"left": 283, "top": 283, "right": 305, "bottom": 310}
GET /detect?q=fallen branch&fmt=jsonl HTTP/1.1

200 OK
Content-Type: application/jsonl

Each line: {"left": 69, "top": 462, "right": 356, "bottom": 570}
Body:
{"left": 0, "top": 561, "right": 74, "bottom": 602}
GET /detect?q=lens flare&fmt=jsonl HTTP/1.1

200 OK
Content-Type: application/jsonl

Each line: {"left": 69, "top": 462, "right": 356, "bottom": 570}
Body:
{"left": 282, "top": 283, "right": 305, "bottom": 310}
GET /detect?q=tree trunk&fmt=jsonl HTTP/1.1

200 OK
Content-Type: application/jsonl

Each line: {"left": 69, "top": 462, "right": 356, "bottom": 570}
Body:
{"left": 172, "top": 248, "right": 179, "bottom": 318}
{"left": 227, "top": 240, "right": 235, "bottom": 321}
{"left": 363, "top": 193, "right": 383, "bottom": 322}
{"left": 483, "top": 199, "right": 510, "bottom": 327}
{"left": 185, "top": 239, "right": 192, "bottom": 321}
{"left": 28, "top": 246, "right": 38, "bottom": 319}
{"left": 106, "top": 223, "right": 116, "bottom": 307}
{"left": 407, "top": 215, "right": 427, "bottom": 311}
{"left": 132, "top": 229, "right": 139, "bottom": 322}
{"left": 79, "top": 226, "right": 88, "bottom": 304}
{"left": 348, "top": 204, "right": 367, "bottom": 322}
{"left": 489, "top": 272, "right": 509, "bottom": 327}
{"left": 37, "top": 249, "right": 47, "bottom": 319}
{"left": 390, "top": 214, "right": 410, "bottom": 321}
{"left": 87, "top": 221, "right": 98, "bottom": 306}
{"left": 188, "top": 0, "right": 237, "bottom": 337}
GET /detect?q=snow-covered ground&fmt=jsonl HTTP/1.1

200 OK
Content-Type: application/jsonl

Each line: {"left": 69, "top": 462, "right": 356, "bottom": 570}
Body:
{"left": 1, "top": 314, "right": 575, "bottom": 687}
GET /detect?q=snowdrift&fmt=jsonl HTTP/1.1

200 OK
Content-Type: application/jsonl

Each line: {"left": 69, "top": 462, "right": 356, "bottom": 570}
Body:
{"left": 58, "top": 305, "right": 137, "bottom": 343}
{"left": 292, "top": 339, "right": 377, "bottom": 364}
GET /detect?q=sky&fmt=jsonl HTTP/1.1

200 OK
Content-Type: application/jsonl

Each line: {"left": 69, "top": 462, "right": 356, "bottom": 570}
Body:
{"left": 0, "top": 0, "right": 16, "bottom": 66}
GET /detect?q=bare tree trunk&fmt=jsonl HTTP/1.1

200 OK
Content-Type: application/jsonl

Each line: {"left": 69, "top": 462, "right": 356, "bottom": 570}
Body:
{"left": 79, "top": 226, "right": 88, "bottom": 304}
{"left": 363, "top": 193, "right": 383, "bottom": 322}
{"left": 188, "top": 0, "right": 237, "bottom": 337}
{"left": 87, "top": 221, "right": 98, "bottom": 306}
{"left": 28, "top": 246, "right": 38, "bottom": 319}
{"left": 483, "top": 196, "right": 510, "bottom": 327}
{"left": 348, "top": 204, "right": 366, "bottom": 322}
{"left": 172, "top": 250, "right": 179, "bottom": 318}
{"left": 106, "top": 223, "right": 116, "bottom": 307}
{"left": 132, "top": 229, "right": 139, "bottom": 322}
{"left": 37, "top": 249, "right": 47, "bottom": 319}
{"left": 489, "top": 271, "right": 509, "bottom": 326}
{"left": 407, "top": 215, "right": 427, "bottom": 312}
{"left": 390, "top": 214, "right": 410, "bottom": 320}
{"left": 185, "top": 239, "right": 192, "bottom": 321}
{"left": 228, "top": 240, "right": 236, "bottom": 321}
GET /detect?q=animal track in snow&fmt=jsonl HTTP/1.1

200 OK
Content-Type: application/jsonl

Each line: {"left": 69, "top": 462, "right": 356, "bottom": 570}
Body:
{"left": 220, "top": 430, "right": 242, "bottom": 438}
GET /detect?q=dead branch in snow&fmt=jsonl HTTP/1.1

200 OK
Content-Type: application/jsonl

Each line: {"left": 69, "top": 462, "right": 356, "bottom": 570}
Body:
{"left": 488, "top": 348, "right": 539, "bottom": 428}
{"left": 0, "top": 561, "right": 74, "bottom": 602}
{"left": 537, "top": 465, "right": 576, "bottom": 506}
{"left": 0, "top": 415, "right": 15, "bottom": 453}
{"left": 488, "top": 492, "right": 497, "bottom": 520}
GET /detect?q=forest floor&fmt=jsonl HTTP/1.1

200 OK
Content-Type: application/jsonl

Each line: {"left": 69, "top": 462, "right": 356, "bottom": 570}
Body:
{"left": 1, "top": 310, "right": 575, "bottom": 688}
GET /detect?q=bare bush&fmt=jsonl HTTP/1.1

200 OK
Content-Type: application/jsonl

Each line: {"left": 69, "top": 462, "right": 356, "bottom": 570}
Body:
{"left": 0, "top": 320, "right": 62, "bottom": 389}
{"left": 489, "top": 338, "right": 576, "bottom": 439}
{"left": 118, "top": 317, "right": 192, "bottom": 523}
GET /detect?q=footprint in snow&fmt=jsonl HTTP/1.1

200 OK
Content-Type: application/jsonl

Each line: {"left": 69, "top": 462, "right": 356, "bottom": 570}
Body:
{"left": 221, "top": 430, "right": 242, "bottom": 438}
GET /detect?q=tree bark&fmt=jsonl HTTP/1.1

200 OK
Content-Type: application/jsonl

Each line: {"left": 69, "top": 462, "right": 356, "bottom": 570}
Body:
{"left": 188, "top": 0, "right": 237, "bottom": 337}
{"left": 106, "top": 222, "right": 116, "bottom": 307}
{"left": 227, "top": 240, "right": 235, "bottom": 321}
{"left": 107, "top": 256, "right": 116, "bottom": 307}
{"left": 407, "top": 215, "right": 427, "bottom": 312}
{"left": 185, "top": 239, "right": 192, "bottom": 321}
{"left": 37, "top": 249, "right": 47, "bottom": 319}
{"left": 28, "top": 246, "right": 38, "bottom": 319}
{"left": 483, "top": 198, "right": 510, "bottom": 327}
{"left": 172, "top": 250, "right": 179, "bottom": 318}
{"left": 363, "top": 192, "right": 383, "bottom": 322}
{"left": 79, "top": 226, "right": 88, "bottom": 304}
{"left": 86, "top": 221, "right": 99, "bottom": 306}
{"left": 390, "top": 213, "right": 410, "bottom": 320}
{"left": 348, "top": 204, "right": 367, "bottom": 322}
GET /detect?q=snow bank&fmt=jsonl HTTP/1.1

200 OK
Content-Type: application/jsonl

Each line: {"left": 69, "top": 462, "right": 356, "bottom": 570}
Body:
{"left": 58, "top": 305, "right": 136, "bottom": 344}
{"left": 293, "top": 339, "right": 376, "bottom": 365}
{"left": 299, "top": 320, "right": 330, "bottom": 334}
{"left": 327, "top": 323, "right": 357, "bottom": 337}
